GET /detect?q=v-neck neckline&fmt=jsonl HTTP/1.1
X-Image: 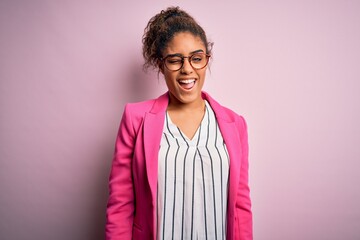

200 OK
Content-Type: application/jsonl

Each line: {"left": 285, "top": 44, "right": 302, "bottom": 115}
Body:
{"left": 165, "top": 102, "right": 209, "bottom": 144}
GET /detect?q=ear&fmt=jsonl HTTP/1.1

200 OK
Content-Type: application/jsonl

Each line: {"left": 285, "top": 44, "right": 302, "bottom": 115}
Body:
{"left": 157, "top": 59, "right": 164, "bottom": 74}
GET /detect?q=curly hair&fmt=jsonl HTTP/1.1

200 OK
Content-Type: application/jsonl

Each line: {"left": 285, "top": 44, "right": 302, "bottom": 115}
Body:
{"left": 142, "top": 6, "right": 213, "bottom": 71}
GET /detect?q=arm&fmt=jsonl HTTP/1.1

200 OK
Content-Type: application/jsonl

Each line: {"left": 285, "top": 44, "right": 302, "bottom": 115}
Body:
{"left": 235, "top": 116, "right": 253, "bottom": 240}
{"left": 106, "top": 104, "right": 135, "bottom": 240}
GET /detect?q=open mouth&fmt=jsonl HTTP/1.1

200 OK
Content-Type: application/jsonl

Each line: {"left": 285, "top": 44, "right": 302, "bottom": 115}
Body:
{"left": 178, "top": 79, "right": 196, "bottom": 90}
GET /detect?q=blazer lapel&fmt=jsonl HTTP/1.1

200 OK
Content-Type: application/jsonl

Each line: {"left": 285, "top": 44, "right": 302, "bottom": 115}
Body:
{"left": 203, "top": 92, "right": 243, "bottom": 223}
{"left": 143, "top": 93, "right": 169, "bottom": 204}
{"left": 217, "top": 119, "right": 241, "bottom": 216}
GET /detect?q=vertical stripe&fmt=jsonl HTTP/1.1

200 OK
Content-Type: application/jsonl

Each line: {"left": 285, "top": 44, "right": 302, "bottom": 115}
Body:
{"left": 198, "top": 148, "right": 208, "bottom": 240}
{"left": 223, "top": 140, "right": 230, "bottom": 239}
{"left": 178, "top": 128, "right": 190, "bottom": 240}
{"left": 191, "top": 124, "right": 202, "bottom": 240}
{"left": 215, "top": 121, "right": 225, "bottom": 239}
{"left": 190, "top": 149, "right": 196, "bottom": 240}
{"left": 166, "top": 113, "right": 175, "bottom": 138}
{"left": 171, "top": 138, "right": 180, "bottom": 239}
{"left": 205, "top": 105, "right": 218, "bottom": 240}
{"left": 162, "top": 133, "right": 170, "bottom": 238}
{"left": 223, "top": 141, "right": 230, "bottom": 166}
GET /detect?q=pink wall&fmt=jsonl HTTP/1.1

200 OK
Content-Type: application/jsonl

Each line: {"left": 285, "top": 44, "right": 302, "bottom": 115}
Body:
{"left": 1, "top": 1, "right": 359, "bottom": 239}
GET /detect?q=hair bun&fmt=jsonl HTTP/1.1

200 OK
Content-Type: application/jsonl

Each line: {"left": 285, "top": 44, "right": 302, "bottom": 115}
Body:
{"left": 162, "top": 6, "right": 183, "bottom": 21}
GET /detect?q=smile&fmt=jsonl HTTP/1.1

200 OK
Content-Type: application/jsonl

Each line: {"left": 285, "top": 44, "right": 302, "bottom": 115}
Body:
{"left": 178, "top": 78, "right": 196, "bottom": 90}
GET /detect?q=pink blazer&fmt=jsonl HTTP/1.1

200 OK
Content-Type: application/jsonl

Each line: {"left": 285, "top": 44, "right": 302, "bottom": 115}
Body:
{"left": 106, "top": 92, "right": 252, "bottom": 240}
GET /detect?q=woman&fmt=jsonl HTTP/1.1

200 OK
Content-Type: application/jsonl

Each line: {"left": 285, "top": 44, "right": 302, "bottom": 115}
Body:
{"left": 106, "top": 6, "right": 252, "bottom": 240}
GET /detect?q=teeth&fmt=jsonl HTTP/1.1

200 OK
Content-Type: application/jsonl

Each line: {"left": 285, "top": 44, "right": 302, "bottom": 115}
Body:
{"left": 179, "top": 79, "right": 195, "bottom": 84}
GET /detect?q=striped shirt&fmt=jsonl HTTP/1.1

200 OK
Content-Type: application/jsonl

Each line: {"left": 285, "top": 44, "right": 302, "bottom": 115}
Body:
{"left": 157, "top": 100, "right": 230, "bottom": 240}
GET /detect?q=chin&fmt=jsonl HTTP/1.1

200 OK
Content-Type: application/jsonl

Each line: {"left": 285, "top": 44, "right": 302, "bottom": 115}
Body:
{"left": 180, "top": 93, "right": 201, "bottom": 103}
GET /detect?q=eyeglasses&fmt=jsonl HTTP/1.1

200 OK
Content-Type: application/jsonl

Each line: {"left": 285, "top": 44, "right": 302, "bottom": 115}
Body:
{"left": 161, "top": 52, "right": 210, "bottom": 72}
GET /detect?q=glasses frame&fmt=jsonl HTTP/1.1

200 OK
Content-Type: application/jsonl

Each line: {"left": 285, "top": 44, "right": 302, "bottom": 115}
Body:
{"left": 161, "top": 53, "right": 211, "bottom": 72}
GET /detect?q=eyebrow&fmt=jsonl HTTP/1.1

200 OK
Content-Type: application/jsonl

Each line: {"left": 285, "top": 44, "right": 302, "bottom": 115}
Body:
{"left": 164, "top": 49, "right": 205, "bottom": 58}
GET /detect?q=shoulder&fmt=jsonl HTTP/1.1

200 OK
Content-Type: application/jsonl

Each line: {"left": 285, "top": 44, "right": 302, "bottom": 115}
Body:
{"left": 125, "top": 99, "right": 156, "bottom": 115}
{"left": 123, "top": 92, "right": 168, "bottom": 119}
{"left": 203, "top": 91, "right": 246, "bottom": 126}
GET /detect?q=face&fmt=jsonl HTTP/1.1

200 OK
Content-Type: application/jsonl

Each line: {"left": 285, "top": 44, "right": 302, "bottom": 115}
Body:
{"left": 161, "top": 32, "right": 208, "bottom": 107}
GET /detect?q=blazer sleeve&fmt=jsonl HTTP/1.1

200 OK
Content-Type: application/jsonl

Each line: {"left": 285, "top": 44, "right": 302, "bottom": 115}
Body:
{"left": 106, "top": 104, "right": 135, "bottom": 240}
{"left": 235, "top": 116, "right": 253, "bottom": 240}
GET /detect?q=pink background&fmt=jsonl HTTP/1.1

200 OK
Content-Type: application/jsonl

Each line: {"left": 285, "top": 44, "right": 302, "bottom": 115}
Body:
{"left": 1, "top": 1, "right": 359, "bottom": 239}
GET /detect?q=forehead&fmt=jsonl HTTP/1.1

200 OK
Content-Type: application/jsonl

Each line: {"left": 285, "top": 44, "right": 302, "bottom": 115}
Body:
{"left": 164, "top": 32, "right": 206, "bottom": 55}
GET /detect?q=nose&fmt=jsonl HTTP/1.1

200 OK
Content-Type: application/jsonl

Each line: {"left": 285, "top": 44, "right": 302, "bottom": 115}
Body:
{"left": 180, "top": 57, "right": 193, "bottom": 74}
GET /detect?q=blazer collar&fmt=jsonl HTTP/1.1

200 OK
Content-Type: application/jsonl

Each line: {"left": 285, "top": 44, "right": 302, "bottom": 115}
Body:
{"left": 201, "top": 92, "right": 234, "bottom": 123}
{"left": 149, "top": 92, "right": 169, "bottom": 114}
{"left": 149, "top": 91, "right": 235, "bottom": 123}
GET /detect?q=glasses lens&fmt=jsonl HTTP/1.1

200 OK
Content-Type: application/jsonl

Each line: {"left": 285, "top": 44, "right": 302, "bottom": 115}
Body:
{"left": 165, "top": 56, "right": 183, "bottom": 71}
{"left": 164, "top": 53, "right": 209, "bottom": 71}
{"left": 190, "top": 53, "right": 208, "bottom": 69}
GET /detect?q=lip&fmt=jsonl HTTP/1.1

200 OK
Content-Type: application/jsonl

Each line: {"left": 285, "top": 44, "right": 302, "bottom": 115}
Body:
{"left": 177, "top": 78, "right": 197, "bottom": 90}
{"left": 177, "top": 78, "right": 196, "bottom": 82}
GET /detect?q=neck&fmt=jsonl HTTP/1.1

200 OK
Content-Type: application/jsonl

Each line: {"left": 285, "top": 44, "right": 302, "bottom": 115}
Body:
{"left": 167, "top": 94, "right": 205, "bottom": 112}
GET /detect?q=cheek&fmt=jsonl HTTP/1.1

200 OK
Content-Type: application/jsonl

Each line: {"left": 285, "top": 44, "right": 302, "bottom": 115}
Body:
{"left": 197, "top": 69, "right": 207, "bottom": 79}
{"left": 164, "top": 71, "right": 177, "bottom": 82}
{"left": 163, "top": 73, "right": 177, "bottom": 89}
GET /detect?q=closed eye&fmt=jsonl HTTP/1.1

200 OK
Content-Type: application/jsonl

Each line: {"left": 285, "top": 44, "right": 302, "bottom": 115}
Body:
{"left": 167, "top": 58, "right": 182, "bottom": 64}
